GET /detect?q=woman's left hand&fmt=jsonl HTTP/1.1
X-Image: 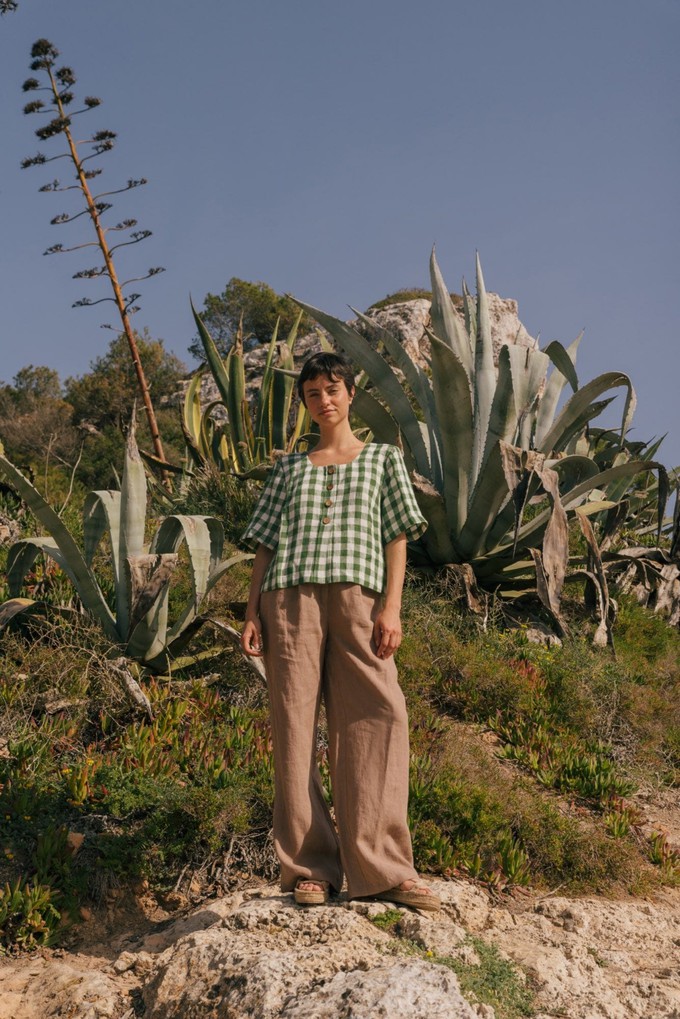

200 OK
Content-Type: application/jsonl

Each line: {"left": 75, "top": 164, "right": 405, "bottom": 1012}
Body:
{"left": 373, "top": 606, "right": 402, "bottom": 659}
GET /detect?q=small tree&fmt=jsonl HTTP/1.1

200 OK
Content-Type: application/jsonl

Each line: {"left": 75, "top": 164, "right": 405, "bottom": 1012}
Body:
{"left": 189, "top": 278, "right": 311, "bottom": 360}
{"left": 20, "top": 38, "right": 167, "bottom": 466}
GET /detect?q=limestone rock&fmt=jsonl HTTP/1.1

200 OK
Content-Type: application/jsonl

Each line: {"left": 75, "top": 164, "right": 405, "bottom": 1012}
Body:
{"left": 280, "top": 959, "right": 477, "bottom": 1018}
{"left": 2, "top": 878, "right": 680, "bottom": 1019}
{"left": 358, "top": 294, "right": 538, "bottom": 369}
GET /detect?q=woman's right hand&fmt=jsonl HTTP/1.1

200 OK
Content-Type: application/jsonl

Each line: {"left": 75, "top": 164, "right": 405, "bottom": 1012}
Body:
{"left": 241, "top": 617, "right": 264, "bottom": 657}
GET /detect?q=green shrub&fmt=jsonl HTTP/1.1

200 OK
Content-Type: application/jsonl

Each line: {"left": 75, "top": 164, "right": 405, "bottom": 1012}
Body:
{"left": 0, "top": 878, "right": 61, "bottom": 954}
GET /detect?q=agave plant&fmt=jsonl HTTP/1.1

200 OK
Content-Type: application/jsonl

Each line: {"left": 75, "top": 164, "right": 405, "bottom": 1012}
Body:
{"left": 0, "top": 424, "right": 252, "bottom": 671}
{"left": 179, "top": 303, "right": 313, "bottom": 478}
{"left": 294, "top": 250, "right": 666, "bottom": 629}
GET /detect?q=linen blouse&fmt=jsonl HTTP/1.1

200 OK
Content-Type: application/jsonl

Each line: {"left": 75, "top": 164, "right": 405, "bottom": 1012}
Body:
{"left": 242, "top": 443, "right": 427, "bottom": 594}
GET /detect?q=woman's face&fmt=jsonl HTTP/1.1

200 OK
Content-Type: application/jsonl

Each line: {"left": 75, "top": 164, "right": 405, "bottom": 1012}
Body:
{"left": 301, "top": 373, "right": 354, "bottom": 427}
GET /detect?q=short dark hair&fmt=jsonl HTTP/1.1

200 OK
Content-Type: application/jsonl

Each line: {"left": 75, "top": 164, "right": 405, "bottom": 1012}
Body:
{"left": 297, "top": 351, "right": 356, "bottom": 405}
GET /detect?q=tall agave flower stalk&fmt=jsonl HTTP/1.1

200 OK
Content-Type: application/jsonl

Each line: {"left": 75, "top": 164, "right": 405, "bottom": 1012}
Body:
{"left": 0, "top": 425, "right": 252, "bottom": 672}
{"left": 294, "top": 250, "right": 666, "bottom": 632}
{"left": 21, "top": 39, "right": 166, "bottom": 467}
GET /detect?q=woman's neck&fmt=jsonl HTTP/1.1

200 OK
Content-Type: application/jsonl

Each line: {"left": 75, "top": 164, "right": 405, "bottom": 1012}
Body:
{"left": 308, "top": 421, "right": 364, "bottom": 464}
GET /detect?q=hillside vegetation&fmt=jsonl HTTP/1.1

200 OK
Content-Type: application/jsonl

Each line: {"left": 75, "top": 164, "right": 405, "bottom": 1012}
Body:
{"left": 1, "top": 502, "right": 678, "bottom": 954}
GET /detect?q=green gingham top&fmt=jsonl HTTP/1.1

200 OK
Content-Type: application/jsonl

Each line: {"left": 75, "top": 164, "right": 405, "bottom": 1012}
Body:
{"left": 242, "top": 443, "right": 427, "bottom": 594}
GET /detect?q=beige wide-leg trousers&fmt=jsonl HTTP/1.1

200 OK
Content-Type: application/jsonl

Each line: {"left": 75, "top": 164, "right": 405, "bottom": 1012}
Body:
{"left": 260, "top": 582, "right": 418, "bottom": 899}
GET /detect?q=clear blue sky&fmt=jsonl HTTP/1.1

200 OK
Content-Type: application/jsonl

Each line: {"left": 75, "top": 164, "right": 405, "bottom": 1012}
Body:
{"left": 1, "top": 0, "right": 678, "bottom": 470}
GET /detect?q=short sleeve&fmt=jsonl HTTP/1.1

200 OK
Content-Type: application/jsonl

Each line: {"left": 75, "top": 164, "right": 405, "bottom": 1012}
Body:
{"left": 381, "top": 446, "right": 428, "bottom": 544}
{"left": 241, "top": 459, "right": 287, "bottom": 550}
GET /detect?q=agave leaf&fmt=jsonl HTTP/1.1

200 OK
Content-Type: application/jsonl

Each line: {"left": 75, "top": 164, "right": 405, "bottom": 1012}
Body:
{"left": 6, "top": 538, "right": 67, "bottom": 596}
{"left": 0, "top": 597, "right": 78, "bottom": 633}
{"left": 127, "top": 552, "right": 179, "bottom": 638}
{"left": 166, "top": 551, "right": 255, "bottom": 641}
{"left": 462, "top": 278, "right": 476, "bottom": 344}
{"left": 429, "top": 247, "right": 472, "bottom": 375}
{"left": 191, "top": 299, "right": 230, "bottom": 406}
{"left": 529, "top": 547, "right": 568, "bottom": 636}
{"left": 0, "top": 596, "right": 42, "bottom": 631}
{"left": 184, "top": 369, "right": 205, "bottom": 445}
{"left": 427, "top": 330, "right": 474, "bottom": 538}
{"left": 350, "top": 388, "right": 402, "bottom": 448}
{"left": 225, "top": 330, "right": 250, "bottom": 468}
{"left": 548, "top": 454, "right": 601, "bottom": 494}
{"left": 500, "top": 459, "right": 662, "bottom": 554}
{"left": 352, "top": 307, "right": 442, "bottom": 487}
{"left": 471, "top": 253, "right": 496, "bottom": 487}
{"left": 140, "top": 449, "right": 187, "bottom": 476}
{"left": 543, "top": 338, "right": 580, "bottom": 392}
{"left": 0, "top": 453, "right": 117, "bottom": 641}
{"left": 255, "top": 323, "right": 280, "bottom": 442}
{"left": 456, "top": 440, "right": 514, "bottom": 560}
{"left": 83, "top": 490, "right": 121, "bottom": 590}
{"left": 151, "top": 514, "right": 224, "bottom": 612}
{"left": 538, "top": 372, "right": 636, "bottom": 455}
{"left": 508, "top": 344, "right": 550, "bottom": 449}
{"left": 293, "top": 298, "right": 431, "bottom": 477}
{"left": 479, "top": 346, "right": 517, "bottom": 474}
{"left": 574, "top": 510, "right": 614, "bottom": 647}
{"left": 531, "top": 461, "right": 569, "bottom": 634}
{"left": 411, "top": 474, "right": 457, "bottom": 563}
{"left": 270, "top": 344, "right": 296, "bottom": 451}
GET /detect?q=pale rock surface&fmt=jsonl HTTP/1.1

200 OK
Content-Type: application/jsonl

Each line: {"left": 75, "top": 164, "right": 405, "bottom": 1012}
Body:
{"left": 280, "top": 959, "right": 477, "bottom": 1018}
{"left": 358, "top": 293, "right": 538, "bottom": 368}
{"left": 2, "top": 880, "right": 680, "bottom": 1019}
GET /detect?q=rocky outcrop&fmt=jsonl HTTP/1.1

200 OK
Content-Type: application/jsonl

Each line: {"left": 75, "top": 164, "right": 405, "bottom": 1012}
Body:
{"left": 357, "top": 294, "right": 538, "bottom": 369}
{"left": 177, "top": 293, "right": 539, "bottom": 415}
{"left": 2, "top": 879, "right": 679, "bottom": 1019}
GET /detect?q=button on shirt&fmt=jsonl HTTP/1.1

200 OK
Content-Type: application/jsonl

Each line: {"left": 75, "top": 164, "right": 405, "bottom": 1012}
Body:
{"left": 242, "top": 444, "right": 427, "bottom": 594}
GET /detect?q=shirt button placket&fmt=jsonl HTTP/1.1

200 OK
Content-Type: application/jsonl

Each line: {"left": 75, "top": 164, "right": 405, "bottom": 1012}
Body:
{"left": 323, "top": 465, "right": 335, "bottom": 525}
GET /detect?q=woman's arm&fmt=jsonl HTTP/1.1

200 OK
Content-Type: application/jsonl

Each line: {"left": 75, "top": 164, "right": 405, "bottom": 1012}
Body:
{"left": 241, "top": 544, "right": 275, "bottom": 656}
{"left": 373, "top": 533, "right": 407, "bottom": 659}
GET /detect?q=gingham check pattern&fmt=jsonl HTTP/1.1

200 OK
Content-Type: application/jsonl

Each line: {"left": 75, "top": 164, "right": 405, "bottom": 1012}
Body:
{"left": 242, "top": 444, "right": 427, "bottom": 594}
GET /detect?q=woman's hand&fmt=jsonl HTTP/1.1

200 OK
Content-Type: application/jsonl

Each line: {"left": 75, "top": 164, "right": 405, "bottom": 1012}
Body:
{"left": 241, "top": 616, "right": 264, "bottom": 657}
{"left": 373, "top": 605, "right": 402, "bottom": 659}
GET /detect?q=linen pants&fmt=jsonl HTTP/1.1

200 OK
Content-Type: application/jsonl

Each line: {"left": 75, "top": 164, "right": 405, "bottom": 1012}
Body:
{"left": 260, "top": 582, "right": 418, "bottom": 899}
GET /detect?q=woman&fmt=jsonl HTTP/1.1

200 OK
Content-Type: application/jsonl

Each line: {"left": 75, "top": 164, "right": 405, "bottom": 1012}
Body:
{"left": 240, "top": 351, "right": 439, "bottom": 910}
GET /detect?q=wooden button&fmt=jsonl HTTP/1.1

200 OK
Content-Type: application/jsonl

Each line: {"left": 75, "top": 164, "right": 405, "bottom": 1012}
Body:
{"left": 324, "top": 499, "right": 332, "bottom": 507}
{"left": 326, "top": 483, "right": 334, "bottom": 491}
{"left": 327, "top": 465, "right": 336, "bottom": 475}
{"left": 322, "top": 516, "right": 331, "bottom": 524}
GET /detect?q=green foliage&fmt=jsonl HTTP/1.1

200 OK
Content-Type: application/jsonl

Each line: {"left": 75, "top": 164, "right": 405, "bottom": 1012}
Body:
{"left": 163, "top": 465, "right": 259, "bottom": 547}
{"left": 372, "top": 908, "right": 535, "bottom": 1019}
{"left": 296, "top": 251, "right": 665, "bottom": 629}
{"left": 66, "top": 334, "right": 186, "bottom": 430}
{"left": 0, "top": 423, "right": 252, "bottom": 670}
{"left": 648, "top": 831, "right": 680, "bottom": 880}
{"left": 184, "top": 304, "right": 313, "bottom": 477}
{"left": 0, "top": 365, "right": 78, "bottom": 471}
{"left": 189, "top": 278, "right": 313, "bottom": 360}
{"left": 0, "top": 878, "right": 61, "bottom": 954}
{"left": 442, "top": 936, "right": 535, "bottom": 1019}
{"left": 367, "top": 287, "right": 437, "bottom": 310}
{"left": 369, "top": 907, "right": 403, "bottom": 931}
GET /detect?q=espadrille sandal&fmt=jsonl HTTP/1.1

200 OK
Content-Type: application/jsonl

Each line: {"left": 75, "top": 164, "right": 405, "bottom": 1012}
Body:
{"left": 373, "top": 883, "right": 440, "bottom": 912}
{"left": 294, "top": 879, "right": 330, "bottom": 906}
